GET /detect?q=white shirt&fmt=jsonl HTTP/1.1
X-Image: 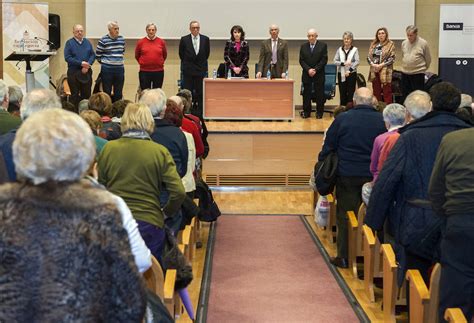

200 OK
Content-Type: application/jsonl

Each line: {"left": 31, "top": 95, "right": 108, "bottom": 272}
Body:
{"left": 193, "top": 35, "right": 200, "bottom": 54}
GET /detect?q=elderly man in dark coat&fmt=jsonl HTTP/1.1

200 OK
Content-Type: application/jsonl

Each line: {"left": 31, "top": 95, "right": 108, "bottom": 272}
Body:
{"left": 365, "top": 82, "right": 471, "bottom": 287}
{"left": 319, "top": 87, "right": 386, "bottom": 268}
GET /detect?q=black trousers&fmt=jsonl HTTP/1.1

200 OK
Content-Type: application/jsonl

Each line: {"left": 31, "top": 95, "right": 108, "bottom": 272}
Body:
{"left": 67, "top": 69, "right": 92, "bottom": 107}
{"left": 337, "top": 72, "right": 357, "bottom": 106}
{"left": 401, "top": 73, "right": 425, "bottom": 104}
{"left": 182, "top": 74, "right": 204, "bottom": 117}
{"left": 335, "top": 176, "right": 371, "bottom": 259}
{"left": 139, "top": 71, "right": 164, "bottom": 90}
{"left": 302, "top": 74, "right": 325, "bottom": 117}
{"left": 438, "top": 215, "right": 474, "bottom": 322}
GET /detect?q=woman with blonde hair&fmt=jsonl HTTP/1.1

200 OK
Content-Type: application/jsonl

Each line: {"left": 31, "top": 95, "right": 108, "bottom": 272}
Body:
{"left": 367, "top": 27, "right": 395, "bottom": 104}
{"left": 98, "top": 103, "right": 185, "bottom": 262}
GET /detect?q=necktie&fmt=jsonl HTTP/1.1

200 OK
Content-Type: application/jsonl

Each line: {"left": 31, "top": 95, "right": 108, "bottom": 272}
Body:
{"left": 310, "top": 44, "right": 314, "bottom": 53}
{"left": 193, "top": 36, "right": 198, "bottom": 54}
{"left": 272, "top": 40, "right": 277, "bottom": 64}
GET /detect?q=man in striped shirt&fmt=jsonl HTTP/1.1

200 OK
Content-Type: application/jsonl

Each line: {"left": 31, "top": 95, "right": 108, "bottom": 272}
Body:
{"left": 96, "top": 21, "right": 125, "bottom": 102}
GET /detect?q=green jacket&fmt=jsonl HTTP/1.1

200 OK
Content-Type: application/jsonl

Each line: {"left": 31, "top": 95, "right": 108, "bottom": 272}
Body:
{"left": 0, "top": 110, "right": 21, "bottom": 135}
{"left": 98, "top": 137, "right": 185, "bottom": 228}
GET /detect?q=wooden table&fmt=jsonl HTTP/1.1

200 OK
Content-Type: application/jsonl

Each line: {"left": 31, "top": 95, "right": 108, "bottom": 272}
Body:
{"left": 203, "top": 78, "right": 294, "bottom": 120}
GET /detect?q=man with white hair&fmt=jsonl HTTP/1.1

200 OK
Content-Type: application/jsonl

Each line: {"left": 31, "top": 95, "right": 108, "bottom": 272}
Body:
{"left": 299, "top": 29, "right": 328, "bottom": 119}
{"left": 140, "top": 89, "right": 188, "bottom": 178}
{"left": 256, "top": 24, "right": 289, "bottom": 79}
{"left": 318, "top": 87, "right": 386, "bottom": 268}
{"left": 0, "top": 79, "right": 21, "bottom": 135}
{"left": 0, "top": 88, "right": 61, "bottom": 182}
{"left": 96, "top": 21, "right": 125, "bottom": 102}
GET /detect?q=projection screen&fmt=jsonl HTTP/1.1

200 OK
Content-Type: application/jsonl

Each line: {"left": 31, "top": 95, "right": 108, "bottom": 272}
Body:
{"left": 86, "top": 0, "right": 414, "bottom": 40}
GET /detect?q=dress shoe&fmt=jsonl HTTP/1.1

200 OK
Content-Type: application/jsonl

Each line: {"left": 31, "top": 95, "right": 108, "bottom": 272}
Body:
{"left": 300, "top": 111, "right": 310, "bottom": 119}
{"left": 330, "top": 257, "right": 349, "bottom": 268}
{"left": 316, "top": 114, "right": 323, "bottom": 119}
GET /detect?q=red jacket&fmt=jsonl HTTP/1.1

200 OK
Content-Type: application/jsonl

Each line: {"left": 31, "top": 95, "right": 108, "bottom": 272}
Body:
{"left": 181, "top": 118, "right": 204, "bottom": 157}
{"left": 135, "top": 37, "right": 167, "bottom": 72}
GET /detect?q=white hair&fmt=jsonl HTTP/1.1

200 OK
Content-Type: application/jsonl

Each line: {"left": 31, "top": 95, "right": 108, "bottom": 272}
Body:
{"left": 139, "top": 88, "right": 167, "bottom": 118}
{"left": 383, "top": 103, "right": 406, "bottom": 126}
{"left": 459, "top": 94, "right": 473, "bottom": 109}
{"left": 0, "top": 79, "right": 8, "bottom": 103}
{"left": 13, "top": 109, "right": 95, "bottom": 185}
{"left": 404, "top": 90, "right": 431, "bottom": 119}
{"left": 353, "top": 87, "right": 374, "bottom": 106}
{"left": 168, "top": 96, "right": 184, "bottom": 110}
{"left": 20, "top": 88, "right": 62, "bottom": 120}
{"left": 107, "top": 21, "right": 119, "bottom": 30}
{"left": 8, "top": 85, "right": 23, "bottom": 105}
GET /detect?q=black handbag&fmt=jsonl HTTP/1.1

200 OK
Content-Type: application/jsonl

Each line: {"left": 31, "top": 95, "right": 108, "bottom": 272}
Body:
{"left": 314, "top": 151, "right": 338, "bottom": 196}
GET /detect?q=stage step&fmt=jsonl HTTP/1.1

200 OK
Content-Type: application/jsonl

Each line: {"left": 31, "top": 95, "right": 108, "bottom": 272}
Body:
{"left": 205, "top": 174, "right": 311, "bottom": 187}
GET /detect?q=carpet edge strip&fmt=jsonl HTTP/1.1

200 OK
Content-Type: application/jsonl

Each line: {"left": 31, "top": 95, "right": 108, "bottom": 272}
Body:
{"left": 195, "top": 221, "right": 217, "bottom": 323}
{"left": 300, "top": 215, "right": 370, "bottom": 323}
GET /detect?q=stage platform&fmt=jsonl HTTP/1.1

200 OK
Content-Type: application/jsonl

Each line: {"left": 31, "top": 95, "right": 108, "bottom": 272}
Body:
{"left": 203, "top": 109, "right": 335, "bottom": 187}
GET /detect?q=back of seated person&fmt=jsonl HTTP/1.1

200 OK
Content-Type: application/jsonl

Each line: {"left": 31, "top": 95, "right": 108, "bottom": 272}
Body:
{"left": 0, "top": 108, "right": 146, "bottom": 321}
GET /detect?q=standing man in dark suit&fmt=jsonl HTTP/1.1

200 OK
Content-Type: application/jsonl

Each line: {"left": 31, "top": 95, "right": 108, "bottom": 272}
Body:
{"left": 256, "top": 24, "right": 289, "bottom": 79}
{"left": 299, "top": 29, "right": 328, "bottom": 119}
{"left": 179, "top": 21, "right": 210, "bottom": 118}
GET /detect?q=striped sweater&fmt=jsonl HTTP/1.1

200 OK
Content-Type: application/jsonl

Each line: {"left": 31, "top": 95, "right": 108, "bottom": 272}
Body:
{"left": 96, "top": 34, "right": 125, "bottom": 67}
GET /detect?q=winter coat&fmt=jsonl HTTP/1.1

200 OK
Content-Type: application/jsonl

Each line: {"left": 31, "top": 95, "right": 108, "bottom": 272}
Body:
{"left": 0, "top": 180, "right": 146, "bottom": 322}
{"left": 365, "top": 111, "right": 471, "bottom": 282}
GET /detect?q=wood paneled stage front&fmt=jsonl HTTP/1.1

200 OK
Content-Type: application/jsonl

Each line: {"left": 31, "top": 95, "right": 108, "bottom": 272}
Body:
{"left": 204, "top": 114, "right": 333, "bottom": 185}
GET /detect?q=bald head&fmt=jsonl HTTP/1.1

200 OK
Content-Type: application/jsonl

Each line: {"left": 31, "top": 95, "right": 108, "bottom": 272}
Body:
{"left": 353, "top": 87, "right": 374, "bottom": 106}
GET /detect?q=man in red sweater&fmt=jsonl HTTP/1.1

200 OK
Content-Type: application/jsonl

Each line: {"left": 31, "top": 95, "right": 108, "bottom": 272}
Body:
{"left": 135, "top": 23, "right": 167, "bottom": 90}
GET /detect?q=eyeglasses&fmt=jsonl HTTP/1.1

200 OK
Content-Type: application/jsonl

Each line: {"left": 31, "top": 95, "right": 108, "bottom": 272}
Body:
{"left": 191, "top": 27, "right": 200, "bottom": 29}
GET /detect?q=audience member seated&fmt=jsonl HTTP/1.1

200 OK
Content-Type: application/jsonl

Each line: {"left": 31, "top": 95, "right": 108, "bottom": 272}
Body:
{"left": 365, "top": 82, "right": 471, "bottom": 291}
{"left": 0, "top": 88, "right": 62, "bottom": 182}
{"left": 98, "top": 103, "right": 185, "bottom": 263}
{"left": 78, "top": 99, "right": 89, "bottom": 114}
{"left": 7, "top": 85, "right": 23, "bottom": 118}
{"left": 0, "top": 108, "right": 146, "bottom": 321}
{"left": 62, "top": 100, "right": 78, "bottom": 114}
{"left": 376, "top": 90, "right": 432, "bottom": 171}
{"left": 177, "top": 88, "right": 210, "bottom": 158}
{"left": 80, "top": 109, "right": 108, "bottom": 156}
{"left": 139, "top": 89, "right": 188, "bottom": 178}
{"left": 0, "top": 79, "right": 21, "bottom": 135}
{"left": 318, "top": 87, "right": 386, "bottom": 268}
{"left": 169, "top": 95, "right": 204, "bottom": 158}
{"left": 110, "top": 98, "right": 132, "bottom": 124}
{"left": 429, "top": 127, "right": 474, "bottom": 321}
{"left": 89, "top": 92, "right": 121, "bottom": 140}
{"left": 362, "top": 103, "right": 406, "bottom": 205}
{"left": 164, "top": 102, "right": 198, "bottom": 229}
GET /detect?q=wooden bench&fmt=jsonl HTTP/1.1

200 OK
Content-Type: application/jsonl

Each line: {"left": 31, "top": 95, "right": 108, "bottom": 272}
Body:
{"left": 381, "top": 243, "right": 407, "bottom": 323}
{"left": 406, "top": 263, "right": 441, "bottom": 323}
{"left": 362, "top": 224, "right": 382, "bottom": 302}
{"left": 143, "top": 255, "right": 177, "bottom": 317}
{"left": 444, "top": 308, "right": 468, "bottom": 323}
{"left": 347, "top": 203, "right": 367, "bottom": 278}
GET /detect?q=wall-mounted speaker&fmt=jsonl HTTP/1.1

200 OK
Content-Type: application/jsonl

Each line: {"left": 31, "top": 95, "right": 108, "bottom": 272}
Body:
{"left": 48, "top": 13, "right": 61, "bottom": 50}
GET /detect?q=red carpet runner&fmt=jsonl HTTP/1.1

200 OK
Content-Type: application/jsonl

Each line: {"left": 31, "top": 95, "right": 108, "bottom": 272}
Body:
{"left": 206, "top": 215, "right": 359, "bottom": 322}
